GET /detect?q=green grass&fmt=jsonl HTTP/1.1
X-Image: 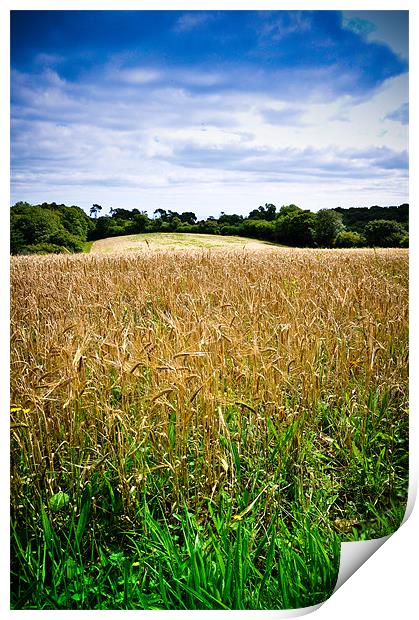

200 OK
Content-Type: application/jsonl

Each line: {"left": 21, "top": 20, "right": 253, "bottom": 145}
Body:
{"left": 81, "top": 240, "right": 94, "bottom": 253}
{"left": 125, "top": 232, "right": 276, "bottom": 246}
{"left": 11, "top": 387, "right": 407, "bottom": 609}
{"left": 90, "top": 232, "right": 278, "bottom": 253}
{"left": 11, "top": 495, "right": 340, "bottom": 610}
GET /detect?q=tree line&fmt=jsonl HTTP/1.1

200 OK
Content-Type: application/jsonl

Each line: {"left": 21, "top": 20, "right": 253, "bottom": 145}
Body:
{"left": 10, "top": 201, "right": 409, "bottom": 255}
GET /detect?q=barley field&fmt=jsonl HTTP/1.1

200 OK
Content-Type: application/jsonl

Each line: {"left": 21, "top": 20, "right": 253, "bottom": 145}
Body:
{"left": 10, "top": 247, "right": 408, "bottom": 609}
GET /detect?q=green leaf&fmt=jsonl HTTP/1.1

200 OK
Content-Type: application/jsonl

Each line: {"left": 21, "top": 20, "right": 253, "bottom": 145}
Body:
{"left": 40, "top": 502, "right": 54, "bottom": 549}
{"left": 76, "top": 486, "right": 92, "bottom": 547}
{"left": 49, "top": 491, "right": 70, "bottom": 513}
{"left": 66, "top": 557, "right": 79, "bottom": 579}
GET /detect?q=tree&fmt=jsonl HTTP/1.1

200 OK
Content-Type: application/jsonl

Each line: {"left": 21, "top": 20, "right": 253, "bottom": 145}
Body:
{"left": 154, "top": 208, "right": 168, "bottom": 220}
{"left": 10, "top": 203, "right": 85, "bottom": 254}
{"left": 19, "top": 243, "right": 68, "bottom": 255}
{"left": 399, "top": 233, "right": 409, "bottom": 248}
{"left": 109, "top": 208, "right": 135, "bottom": 220}
{"left": 168, "top": 216, "right": 182, "bottom": 231}
{"left": 364, "top": 220, "right": 407, "bottom": 247}
{"left": 12, "top": 207, "right": 62, "bottom": 246}
{"left": 92, "top": 216, "right": 116, "bottom": 238}
{"left": 248, "top": 203, "right": 277, "bottom": 221}
{"left": 220, "top": 224, "right": 241, "bottom": 236}
{"left": 58, "top": 205, "right": 93, "bottom": 239}
{"left": 49, "top": 229, "right": 84, "bottom": 252}
{"left": 240, "top": 219, "right": 275, "bottom": 241}
{"left": 334, "top": 231, "right": 365, "bottom": 248}
{"left": 198, "top": 219, "right": 220, "bottom": 234}
{"left": 263, "top": 203, "right": 277, "bottom": 221}
{"left": 218, "top": 213, "right": 243, "bottom": 226}
{"left": 90, "top": 204, "right": 102, "bottom": 219}
{"left": 11, "top": 201, "right": 32, "bottom": 212}
{"left": 315, "top": 209, "right": 344, "bottom": 247}
{"left": 275, "top": 210, "right": 316, "bottom": 246}
{"left": 333, "top": 204, "right": 409, "bottom": 232}
{"left": 179, "top": 212, "right": 197, "bottom": 225}
{"left": 10, "top": 223, "right": 27, "bottom": 255}
{"left": 248, "top": 208, "right": 263, "bottom": 220}
{"left": 131, "top": 213, "right": 149, "bottom": 233}
{"left": 167, "top": 210, "right": 180, "bottom": 222}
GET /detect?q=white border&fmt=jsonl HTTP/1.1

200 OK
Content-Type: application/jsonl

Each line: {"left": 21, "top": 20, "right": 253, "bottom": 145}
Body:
{"left": 2, "top": 2, "right": 416, "bottom": 618}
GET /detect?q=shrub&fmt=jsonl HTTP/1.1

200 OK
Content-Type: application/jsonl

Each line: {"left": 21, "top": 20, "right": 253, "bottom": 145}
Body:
{"left": 334, "top": 231, "right": 365, "bottom": 248}
{"left": 220, "top": 225, "right": 241, "bottom": 236}
{"left": 50, "top": 230, "right": 84, "bottom": 252}
{"left": 399, "top": 234, "right": 409, "bottom": 248}
{"left": 315, "top": 210, "right": 344, "bottom": 247}
{"left": 364, "top": 220, "right": 407, "bottom": 247}
{"left": 239, "top": 219, "right": 275, "bottom": 240}
{"left": 21, "top": 243, "right": 69, "bottom": 254}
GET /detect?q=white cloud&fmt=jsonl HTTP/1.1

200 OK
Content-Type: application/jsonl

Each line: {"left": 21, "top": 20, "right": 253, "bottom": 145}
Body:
{"left": 258, "top": 11, "right": 311, "bottom": 41}
{"left": 175, "top": 69, "right": 224, "bottom": 87}
{"left": 117, "top": 68, "right": 161, "bottom": 84}
{"left": 11, "top": 63, "right": 408, "bottom": 216}
{"left": 174, "top": 12, "right": 215, "bottom": 33}
{"left": 34, "top": 53, "right": 64, "bottom": 67}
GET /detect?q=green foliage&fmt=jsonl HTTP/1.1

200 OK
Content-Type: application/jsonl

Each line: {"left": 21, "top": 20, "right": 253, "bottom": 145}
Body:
{"left": 240, "top": 219, "right": 275, "bottom": 240}
{"left": 11, "top": 492, "right": 339, "bottom": 610}
{"left": 197, "top": 219, "right": 221, "bottom": 235}
{"left": 57, "top": 205, "right": 93, "bottom": 238}
{"left": 220, "top": 225, "right": 241, "bottom": 236}
{"left": 81, "top": 241, "right": 94, "bottom": 253}
{"left": 218, "top": 213, "right": 243, "bottom": 226}
{"left": 364, "top": 219, "right": 407, "bottom": 247}
{"left": 91, "top": 216, "right": 122, "bottom": 238}
{"left": 168, "top": 216, "right": 182, "bottom": 231}
{"left": 179, "top": 211, "right": 198, "bottom": 225}
{"left": 399, "top": 234, "right": 409, "bottom": 248}
{"left": 10, "top": 202, "right": 91, "bottom": 255}
{"left": 131, "top": 213, "right": 149, "bottom": 233}
{"left": 49, "top": 492, "right": 70, "bottom": 513}
{"left": 11, "top": 207, "right": 62, "bottom": 246}
{"left": 334, "top": 204, "right": 408, "bottom": 232}
{"left": 11, "top": 378, "right": 408, "bottom": 609}
{"left": 176, "top": 223, "right": 197, "bottom": 234}
{"left": 334, "top": 230, "right": 365, "bottom": 248}
{"left": 248, "top": 203, "right": 277, "bottom": 221}
{"left": 11, "top": 201, "right": 409, "bottom": 253}
{"left": 50, "top": 230, "right": 84, "bottom": 252}
{"left": 315, "top": 209, "right": 344, "bottom": 247}
{"left": 20, "top": 243, "right": 69, "bottom": 255}
{"left": 278, "top": 204, "right": 302, "bottom": 217}
{"left": 275, "top": 209, "right": 316, "bottom": 246}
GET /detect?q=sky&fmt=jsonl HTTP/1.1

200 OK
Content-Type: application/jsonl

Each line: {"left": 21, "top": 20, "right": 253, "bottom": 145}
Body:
{"left": 10, "top": 9, "right": 409, "bottom": 218}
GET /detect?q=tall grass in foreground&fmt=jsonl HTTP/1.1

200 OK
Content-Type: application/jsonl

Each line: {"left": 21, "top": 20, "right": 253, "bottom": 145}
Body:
{"left": 10, "top": 248, "right": 408, "bottom": 609}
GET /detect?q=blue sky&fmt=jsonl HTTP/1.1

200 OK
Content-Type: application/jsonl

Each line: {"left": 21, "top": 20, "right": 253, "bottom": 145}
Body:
{"left": 10, "top": 9, "right": 408, "bottom": 217}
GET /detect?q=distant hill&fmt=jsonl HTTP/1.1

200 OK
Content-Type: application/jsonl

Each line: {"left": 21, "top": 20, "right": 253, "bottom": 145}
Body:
{"left": 89, "top": 232, "right": 279, "bottom": 254}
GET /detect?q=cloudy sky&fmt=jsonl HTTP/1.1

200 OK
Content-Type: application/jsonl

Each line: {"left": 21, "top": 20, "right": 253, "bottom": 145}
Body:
{"left": 10, "top": 9, "right": 408, "bottom": 218}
